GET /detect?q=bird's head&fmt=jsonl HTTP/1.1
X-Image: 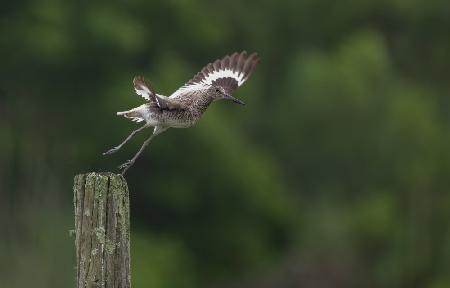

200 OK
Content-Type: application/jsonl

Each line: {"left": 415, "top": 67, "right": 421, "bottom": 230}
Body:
{"left": 210, "top": 85, "right": 245, "bottom": 105}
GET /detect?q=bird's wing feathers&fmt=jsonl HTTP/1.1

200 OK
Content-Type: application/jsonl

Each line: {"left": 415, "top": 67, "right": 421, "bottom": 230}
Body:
{"left": 155, "top": 95, "right": 188, "bottom": 110}
{"left": 133, "top": 76, "right": 187, "bottom": 110}
{"left": 171, "top": 51, "right": 259, "bottom": 98}
{"left": 187, "top": 51, "right": 259, "bottom": 93}
{"left": 133, "top": 76, "right": 156, "bottom": 101}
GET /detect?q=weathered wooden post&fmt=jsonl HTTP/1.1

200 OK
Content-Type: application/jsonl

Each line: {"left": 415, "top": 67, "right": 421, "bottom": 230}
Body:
{"left": 73, "top": 172, "right": 131, "bottom": 288}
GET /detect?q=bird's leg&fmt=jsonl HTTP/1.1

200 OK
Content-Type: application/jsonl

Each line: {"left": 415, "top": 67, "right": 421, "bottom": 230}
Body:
{"left": 103, "top": 124, "right": 149, "bottom": 155}
{"left": 118, "top": 134, "right": 155, "bottom": 174}
{"left": 119, "top": 126, "right": 168, "bottom": 175}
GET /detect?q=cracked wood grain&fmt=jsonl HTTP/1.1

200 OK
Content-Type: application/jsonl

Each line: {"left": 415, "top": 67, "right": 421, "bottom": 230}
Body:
{"left": 74, "top": 172, "right": 131, "bottom": 288}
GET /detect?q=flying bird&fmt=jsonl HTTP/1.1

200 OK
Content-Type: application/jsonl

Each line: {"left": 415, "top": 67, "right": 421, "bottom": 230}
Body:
{"left": 104, "top": 51, "right": 260, "bottom": 175}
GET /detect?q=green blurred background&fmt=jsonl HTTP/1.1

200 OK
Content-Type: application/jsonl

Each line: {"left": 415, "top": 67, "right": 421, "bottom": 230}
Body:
{"left": 1, "top": 0, "right": 450, "bottom": 287}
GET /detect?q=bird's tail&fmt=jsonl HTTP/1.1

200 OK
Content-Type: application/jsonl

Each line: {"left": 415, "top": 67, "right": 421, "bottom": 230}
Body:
{"left": 117, "top": 106, "right": 145, "bottom": 123}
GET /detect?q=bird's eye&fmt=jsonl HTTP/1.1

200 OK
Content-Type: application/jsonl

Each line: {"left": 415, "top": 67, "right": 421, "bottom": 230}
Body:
{"left": 215, "top": 88, "right": 220, "bottom": 92}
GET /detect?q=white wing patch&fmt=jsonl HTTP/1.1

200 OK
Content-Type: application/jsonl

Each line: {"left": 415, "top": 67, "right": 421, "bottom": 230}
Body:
{"left": 169, "top": 69, "right": 242, "bottom": 98}
{"left": 202, "top": 69, "right": 245, "bottom": 86}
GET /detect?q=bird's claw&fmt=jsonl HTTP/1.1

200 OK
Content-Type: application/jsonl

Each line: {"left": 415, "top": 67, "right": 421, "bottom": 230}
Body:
{"left": 118, "top": 159, "right": 134, "bottom": 170}
{"left": 103, "top": 146, "right": 119, "bottom": 155}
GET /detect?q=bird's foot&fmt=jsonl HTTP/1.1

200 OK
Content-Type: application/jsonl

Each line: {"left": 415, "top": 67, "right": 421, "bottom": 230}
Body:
{"left": 103, "top": 146, "right": 120, "bottom": 155}
{"left": 118, "top": 159, "right": 134, "bottom": 171}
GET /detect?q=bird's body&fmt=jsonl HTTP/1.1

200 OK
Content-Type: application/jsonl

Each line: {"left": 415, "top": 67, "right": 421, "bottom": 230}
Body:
{"left": 105, "top": 51, "right": 259, "bottom": 174}
{"left": 118, "top": 87, "right": 212, "bottom": 129}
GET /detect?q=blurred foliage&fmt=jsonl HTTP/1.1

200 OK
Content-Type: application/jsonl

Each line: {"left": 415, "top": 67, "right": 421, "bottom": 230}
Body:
{"left": 1, "top": 0, "right": 450, "bottom": 287}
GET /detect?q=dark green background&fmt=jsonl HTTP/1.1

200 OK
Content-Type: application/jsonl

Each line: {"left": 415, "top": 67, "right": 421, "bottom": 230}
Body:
{"left": 1, "top": 0, "right": 450, "bottom": 287}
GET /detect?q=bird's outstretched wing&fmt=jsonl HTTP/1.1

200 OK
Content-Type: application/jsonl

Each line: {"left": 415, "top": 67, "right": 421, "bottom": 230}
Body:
{"left": 133, "top": 76, "right": 187, "bottom": 110}
{"left": 170, "top": 51, "right": 259, "bottom": 98}
{"left": 133, "top": 76, "right": 156, "bottom": 101}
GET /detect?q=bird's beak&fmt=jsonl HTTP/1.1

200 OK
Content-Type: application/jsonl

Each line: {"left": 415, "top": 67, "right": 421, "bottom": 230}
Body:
{"left": 224, "top": 94, "right": 245, "bottom": 105}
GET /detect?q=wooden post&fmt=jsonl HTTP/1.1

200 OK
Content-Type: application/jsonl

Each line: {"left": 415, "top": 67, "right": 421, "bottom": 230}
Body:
{"left": 73, "top": 172, "right": 131, "bottom": 288}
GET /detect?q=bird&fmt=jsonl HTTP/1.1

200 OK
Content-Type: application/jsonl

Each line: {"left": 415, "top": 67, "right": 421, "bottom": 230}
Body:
{"left": 104, "top": 51, "right": 260, "bottom": 175}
